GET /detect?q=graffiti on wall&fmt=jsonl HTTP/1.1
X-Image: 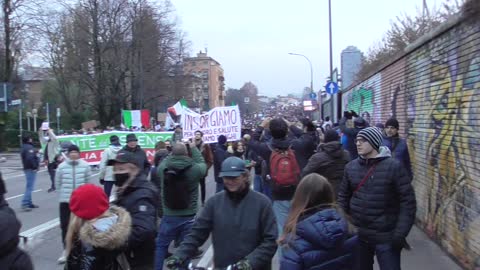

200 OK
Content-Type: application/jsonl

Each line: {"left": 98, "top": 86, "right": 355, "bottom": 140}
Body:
{"left": 342, "top": 73, "right": 381, "bottom": 125}
{"left": 406, "top": 25, "right": 480, "bottom": 269}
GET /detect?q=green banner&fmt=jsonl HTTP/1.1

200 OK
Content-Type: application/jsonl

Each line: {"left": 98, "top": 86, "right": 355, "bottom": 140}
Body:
{"left": 56, "top": 132, "right": 173, "bottom": 151}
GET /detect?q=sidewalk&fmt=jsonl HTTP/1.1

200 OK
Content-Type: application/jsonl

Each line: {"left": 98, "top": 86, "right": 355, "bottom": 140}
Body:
{"left": 27, "top": 225, "right": 463, "bottom": 270}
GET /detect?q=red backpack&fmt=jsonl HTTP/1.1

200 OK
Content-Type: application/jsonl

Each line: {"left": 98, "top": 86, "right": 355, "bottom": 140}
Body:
{"left": 269, "top": 148, "right": 301, "bottom": 188}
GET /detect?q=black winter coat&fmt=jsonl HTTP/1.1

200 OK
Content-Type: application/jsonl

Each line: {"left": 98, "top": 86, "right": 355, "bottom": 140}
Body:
{"left": 338, "top": 147, "right": 416, "bottom": 244}
{"left": 20, "top": 143, "right": 39, "bottom": 170}
{"left": 302, "top": 142, "right": 351, "bottom": 193}
{"left": 123, "top": 145, "right": 151, "bottom": 176}
{"left": 65, "top": 206, "right": 131, "bottom": 270}
{"left": 114, "top": 176, "right": 158, "bottom": 268}
{"left": 383, "top": 135, "right": 412, "bottom": 178}
{"left": 0, "top": 199, "right": 34, "bottom": 270}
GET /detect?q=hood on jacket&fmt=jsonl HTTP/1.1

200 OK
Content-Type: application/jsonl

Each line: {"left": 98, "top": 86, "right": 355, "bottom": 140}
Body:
{"left": 296, "top": 208, "right": 349, "bottom": 249}
{"left": 79, "top": 206, "right": 131, "bottom": 250}
{"left": 109, "top": 144, "right": 123, "bottom": 153}
{"left": 0, "top": 204, "right": 21, "bottom": 258}
{"left": 358, "top": 146, "right": 392, "bottom": 165}
{"left": 271, "top": 137, "right": 291, "bottom": 150}
{"left": 165, "top": 155, "right": 194, "bottom": 170}
{"left": 318, "top": 142, "right": 345, "bottom": 158}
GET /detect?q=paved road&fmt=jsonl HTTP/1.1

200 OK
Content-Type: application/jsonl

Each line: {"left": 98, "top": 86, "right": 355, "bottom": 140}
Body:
{"left": 1, "top": 154, "right": 464, "bottom": 270}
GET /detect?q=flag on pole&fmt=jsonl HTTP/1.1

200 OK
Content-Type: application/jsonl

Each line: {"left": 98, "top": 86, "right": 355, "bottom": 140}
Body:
{"left": 167, "top": 99, "right": 188, "bottom": 116}
{"left": 122, "top": 110, "right": 150, "bottom": 128}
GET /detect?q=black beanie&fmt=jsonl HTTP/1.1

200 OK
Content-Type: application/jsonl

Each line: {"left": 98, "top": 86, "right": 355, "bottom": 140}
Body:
{"left": 324, "top": 130, "right": 340, "bottom": 143}
{"left": 385, "top": 118, "right": 399, "bottom": 129}
{"left": 218, "top": 135, "right": 227, "bottom": 145}
{"left": 68, "top": 144, "right": 80, "bottom": 153}
{"left": 357, "top": 127, "right": 383, "bottom": 151}
{"left": 110, "top": 135, "right": 120, "bottom": 144}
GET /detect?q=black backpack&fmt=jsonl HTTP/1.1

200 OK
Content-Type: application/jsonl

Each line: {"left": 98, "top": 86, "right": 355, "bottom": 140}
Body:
{"left": 163, "top": 164, "right": 193, "bottom": 210}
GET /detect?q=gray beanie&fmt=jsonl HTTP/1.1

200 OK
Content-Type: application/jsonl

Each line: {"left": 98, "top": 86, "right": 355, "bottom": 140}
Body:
{"left": 357, "top": 127, "right": 383, "bottom": 151}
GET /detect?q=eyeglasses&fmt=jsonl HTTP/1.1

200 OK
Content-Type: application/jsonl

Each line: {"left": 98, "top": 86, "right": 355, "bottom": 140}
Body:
{"left": 354, "top": 138, "right": 367, "bottom": 145}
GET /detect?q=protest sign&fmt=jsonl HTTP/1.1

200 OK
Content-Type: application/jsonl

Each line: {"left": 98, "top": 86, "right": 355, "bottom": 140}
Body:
{"left": 182, "top": 105, "right": 241, "bottom": 144}
{"left": 51, "top": 132, "right": 173, "bottom": 165}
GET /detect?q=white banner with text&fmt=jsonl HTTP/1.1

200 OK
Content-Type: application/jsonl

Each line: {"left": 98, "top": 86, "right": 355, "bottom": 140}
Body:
{"left": 182, "top": 106, "right": 241, "bottom": 144}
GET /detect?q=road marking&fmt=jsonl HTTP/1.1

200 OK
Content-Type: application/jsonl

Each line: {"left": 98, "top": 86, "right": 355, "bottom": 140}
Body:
{"left": 19, "top": 218, "right": 60, "bottom": 249}
{"left": 3, "top": 169, "right": 47, "bottom": 180}
{"left": 6, "top": 189, "right": 42, "bottom": 200}
{"left": 197, "top": 245, "right": 213, "bottom": 267}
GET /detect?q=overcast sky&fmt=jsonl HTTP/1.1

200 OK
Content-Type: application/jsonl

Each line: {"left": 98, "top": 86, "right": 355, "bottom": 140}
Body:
{"left": 172, "top": 0, "right": 450, "bottom": 97}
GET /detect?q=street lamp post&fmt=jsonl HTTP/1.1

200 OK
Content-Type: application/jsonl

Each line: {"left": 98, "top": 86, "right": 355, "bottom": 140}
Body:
{"left": 26, "top": 112, "right": 31, "bottom": 131}
{"left": 32, "top": 109, "right": 37, "bottom": 131}
{"left": 288, "top": 53, "right": 314, "bottom": 94}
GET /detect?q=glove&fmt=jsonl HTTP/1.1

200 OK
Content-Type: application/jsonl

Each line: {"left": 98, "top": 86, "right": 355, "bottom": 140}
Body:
{"left": 233, "top": 259, "right": 252, "bottom": 270}
{"left": 165, "top": 255, "right": 183, "bottom": 270}
{"left": 392, "top": 237, "right": 407, "bottom": 250}
{"left": 99, "top": 179, "right": 105, "bottom": 185}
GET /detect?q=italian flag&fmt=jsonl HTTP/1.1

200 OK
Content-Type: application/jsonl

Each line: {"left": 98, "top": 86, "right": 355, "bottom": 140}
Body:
{"left": 167, "top": 99, "right": 188, "bottom": 116}
{"left": 122, "top": 110, "right": 150, "bottom": 128}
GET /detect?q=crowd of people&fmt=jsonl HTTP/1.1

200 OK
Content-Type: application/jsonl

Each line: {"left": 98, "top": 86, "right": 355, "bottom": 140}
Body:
{"left": 5, "top": 107, "right": 417, "bottom": 270}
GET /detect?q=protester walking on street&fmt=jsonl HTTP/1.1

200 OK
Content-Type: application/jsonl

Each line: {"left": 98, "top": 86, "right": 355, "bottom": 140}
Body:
{"left": 248, "top": 118, "right": 307, "bottom": 236}
{"left": 98, "top": 135, "right": 123, "bottom": 198}
{"left": 39, "top": 128, "right": 60, "bottom": 192}
{"left": 279, "top": 173, "right": 358, "bottom": 270}
{"left": 166, "top": 157, "right": 277, "bottom": 270}
{"left": 338, "top": 127, "right": 416, "bottom": 270}
{"left": 155, "top": 142, "right": 207, "bottom": 270}
{"left": 109, "top": 149, "right": 159, "bottom": 269}
{"left": 64, "top": 184, "right": 132, "bottom": 270}
{"left": 302, "top": 129, "right": 351, "bottom": 193}
{"left": 20, "top": 135, "right": 40, "bottom": 211}
{"left": 123, "top": 133, "right": 151, "bottom": 176}
{"left": 383, "top": 118, "right": 412, "bottom": 178}
{"left": 213, "top": 135, "right": 229, "bottom": 192}
{"left": 0, "top": 173, "right": 34, "bottom": 270}
{"left": 56, "top": 144, "right": 92, "bottom": 264}
{"left": 194, "top": 130, "right": 213, "bottom": 206}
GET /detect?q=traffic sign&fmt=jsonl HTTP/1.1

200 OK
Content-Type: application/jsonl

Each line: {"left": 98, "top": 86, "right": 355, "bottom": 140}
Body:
{"left": 309, "top": 92, "right": 317, "bottom": 99}
{"left": 10, "top": 99, "right": 21, "bottom": 106}
{"left": 325, "top": 81, "right": 339, "bottom": 95}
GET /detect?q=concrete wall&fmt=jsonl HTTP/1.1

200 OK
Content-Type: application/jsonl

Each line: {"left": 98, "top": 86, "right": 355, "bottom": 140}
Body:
{"left": 342, "top": 17, "right": 480, "bottom": 269}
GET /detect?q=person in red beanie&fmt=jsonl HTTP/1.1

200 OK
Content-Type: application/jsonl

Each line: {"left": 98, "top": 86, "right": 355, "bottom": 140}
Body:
{"left": 65, "top": 184, "right": 132, "bottom": 270}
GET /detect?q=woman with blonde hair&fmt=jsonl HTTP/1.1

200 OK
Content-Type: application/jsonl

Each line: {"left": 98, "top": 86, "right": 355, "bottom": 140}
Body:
{"left": 279, "top": 173, "right": 358, "bottom": 270}
{"left": 65, "top": 184, "right": 132, "bottom": 270}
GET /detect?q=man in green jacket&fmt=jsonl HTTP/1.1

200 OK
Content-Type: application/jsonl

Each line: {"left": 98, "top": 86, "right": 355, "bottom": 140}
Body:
{"left": 154, "top": 142, "right": 206, "bottom": 270}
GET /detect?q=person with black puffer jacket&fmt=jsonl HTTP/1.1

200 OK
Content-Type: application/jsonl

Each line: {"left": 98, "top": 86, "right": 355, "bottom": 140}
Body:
{"left": 339, "top": 113, "right": 368, "bottom": 160}
{"left": 109, "top": 149, "right": 159, "bottom": 270}
{"left": 302, "top": 129, "right": 351, "bottom": 194}
{"left": 0, "top": 173, "right": 34, "bottom": 270}
{"left": 338, "top": 127, "right": 416, "bottom": 270}
{"left": 123, "top": 134, "right": 151, "bottom": 177}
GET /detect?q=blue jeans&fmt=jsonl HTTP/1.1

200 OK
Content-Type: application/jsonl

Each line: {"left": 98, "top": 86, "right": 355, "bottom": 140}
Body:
{"left": 354, "top": 240, "right": 402, "bottom": 270}
{"left": 272, "top": 200, "right": 291, "bottom": 237}
{"left": 21, "top": 169, "right": 37, "bottom": 207}
{"left": 253, "top": 175, "right": 272, "bottom": 200}
{"left": 154, "top": 215, "right": 195, "bottom": 270}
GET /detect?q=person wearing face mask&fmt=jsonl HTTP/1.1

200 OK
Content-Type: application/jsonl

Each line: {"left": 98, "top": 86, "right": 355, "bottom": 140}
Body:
{"left": 39, "top": 128, "right": 60, "bottom": 192}
{"left": 55, "top": 144, "right": 92, "bottom": 264}
{"left": 166, "top": 157, "right": 277, "bottom": 270}
{"left": 194, "top": 130, "right": 213, "bottom": 206}
{"left": 123, "top": 134, "right": 151, "bottom": 177}
{"left": 108, "top": 149, "right": 159, "bottom": 270}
